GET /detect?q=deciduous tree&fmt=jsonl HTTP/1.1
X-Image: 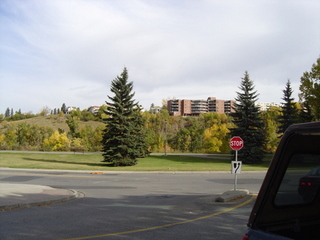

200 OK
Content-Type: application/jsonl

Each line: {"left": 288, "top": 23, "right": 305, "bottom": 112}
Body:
{"left": 260, "top": 105, "right": 281, "bottom": 153}
{"left": 66, "top": 115, "right": 80, "bottom": 138}
{"left": 202, "top": 113, "right": 231, "bottom": 153}
{"left": 299, "top": 57, "right": 320, "bottom": 120}
{"left": 42, "top": 131, "right": 70, "bottom": 151}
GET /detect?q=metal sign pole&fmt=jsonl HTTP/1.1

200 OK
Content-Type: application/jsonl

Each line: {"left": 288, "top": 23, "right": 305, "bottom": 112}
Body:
{"left": 230, "top": 136, "right": 243, "bottom": 191}
{"left": 234, "top": 150, "right": 238, "bottom": 191}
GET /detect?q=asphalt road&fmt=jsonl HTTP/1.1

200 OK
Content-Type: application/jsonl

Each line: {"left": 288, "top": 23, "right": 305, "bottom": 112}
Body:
{"left": 0, "top": 169, "right": 266, "bottom": 240}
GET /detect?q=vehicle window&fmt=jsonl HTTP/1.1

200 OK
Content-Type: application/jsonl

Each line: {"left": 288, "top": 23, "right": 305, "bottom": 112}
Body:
{"left": 274, "top": 153, "right": 320, "bottom": 206}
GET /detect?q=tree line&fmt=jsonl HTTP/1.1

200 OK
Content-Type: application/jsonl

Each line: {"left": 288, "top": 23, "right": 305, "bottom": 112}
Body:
{"left": 0, "top": 106, "right": 295, "bottom": 153}
{"left": 0, "top": 57, "right": 319, "bottom": 165}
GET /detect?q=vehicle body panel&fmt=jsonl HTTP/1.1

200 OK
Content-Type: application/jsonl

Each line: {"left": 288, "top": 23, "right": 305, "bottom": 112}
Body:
{"left": 245, "top": 122, "right": 320, "bottom": 240}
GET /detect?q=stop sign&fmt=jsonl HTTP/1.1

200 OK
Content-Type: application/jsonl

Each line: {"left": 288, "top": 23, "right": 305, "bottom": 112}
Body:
{"left": 230, "top": 136, "right": 244, "bottom": 151}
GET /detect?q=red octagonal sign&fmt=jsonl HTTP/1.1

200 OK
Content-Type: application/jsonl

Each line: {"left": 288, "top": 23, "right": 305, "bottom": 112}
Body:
{"left": 230, "top": 136, "right": 244, "bottom": 151}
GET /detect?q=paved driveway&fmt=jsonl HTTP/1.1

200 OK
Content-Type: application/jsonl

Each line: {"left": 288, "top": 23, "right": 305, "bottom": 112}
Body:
{"left": 0, "top": 169, "right": 265, "bottom": 240}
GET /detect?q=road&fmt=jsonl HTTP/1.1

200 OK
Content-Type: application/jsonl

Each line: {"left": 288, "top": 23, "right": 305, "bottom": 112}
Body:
{"left": 0, "top": 169, "right": 266, "bottom": 240}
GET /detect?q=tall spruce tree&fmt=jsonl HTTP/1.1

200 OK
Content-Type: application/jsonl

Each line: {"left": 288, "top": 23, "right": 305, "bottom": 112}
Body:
{"left": 61, "top": 103, "right": 67, "bottom": 114}
{"left": 5, "top": 108, "right": 10, "bottom": 117}
{"left": 102, "top": 68, "right": 147, "bottom": 166}
{"left": 131, "top": 106, "right": 149, "bottom": 157}
{"left": 277, "top": 80, "right": 298, "bottom": 135}
{"left": 230, "top": 71, "right": 265, "bottom": 164}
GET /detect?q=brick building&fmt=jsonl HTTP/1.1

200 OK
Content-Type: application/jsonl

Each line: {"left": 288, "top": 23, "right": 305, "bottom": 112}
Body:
{"left": 167, "top": 97, "right": 235, "bottom": 116}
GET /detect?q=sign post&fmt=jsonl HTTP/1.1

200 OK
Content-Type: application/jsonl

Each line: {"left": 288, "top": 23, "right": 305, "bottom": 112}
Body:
{"left": 230, "top": 136, "right": 244, "bottom": 190}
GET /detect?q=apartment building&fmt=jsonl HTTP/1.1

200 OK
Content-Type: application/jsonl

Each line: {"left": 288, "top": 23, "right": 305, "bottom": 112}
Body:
{"left": 167, "top": 97, "right": 235, "bottom": 116}
{"left": 256, "top": 102, "right": 281, "bottom": 111}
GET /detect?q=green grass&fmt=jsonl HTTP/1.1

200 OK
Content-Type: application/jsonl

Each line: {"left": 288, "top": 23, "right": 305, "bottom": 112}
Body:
{"left": 0, "top": 152, "right": 270, "bottom": 171}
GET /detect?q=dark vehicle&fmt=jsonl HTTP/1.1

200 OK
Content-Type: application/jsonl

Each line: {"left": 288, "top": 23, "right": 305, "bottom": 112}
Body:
{"left": 298, "top": 167, "right": 320, "bottom": 201}
{"left": 243, "top": 122, "right": 320, "bottom": 240}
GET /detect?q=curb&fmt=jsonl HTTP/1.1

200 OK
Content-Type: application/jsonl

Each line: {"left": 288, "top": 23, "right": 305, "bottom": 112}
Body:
{"left": 215, "top": 189, "right": 249, "bottom": 202}
{"left": 0, "top": 189, "right": 82, "bottom": 211}
{"left": 0, "top": 167, "right": 268, "bottom": 174}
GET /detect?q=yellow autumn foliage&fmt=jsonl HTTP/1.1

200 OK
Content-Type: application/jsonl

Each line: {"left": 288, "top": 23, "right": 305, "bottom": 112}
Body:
{"left": 42, "top": 131, "right": 70, "bottom": 151}
{"left": 203, "top": 123, "right": 230, "bottom": 153}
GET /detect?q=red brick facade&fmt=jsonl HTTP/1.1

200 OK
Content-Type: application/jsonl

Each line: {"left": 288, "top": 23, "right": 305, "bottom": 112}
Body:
{"left": 167, "top": 97, "right": 235, "bottom": 116}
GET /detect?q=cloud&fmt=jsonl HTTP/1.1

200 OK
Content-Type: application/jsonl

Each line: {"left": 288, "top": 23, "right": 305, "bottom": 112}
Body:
{"left": 1, "top": 0, "right": 319, "bottom": 113}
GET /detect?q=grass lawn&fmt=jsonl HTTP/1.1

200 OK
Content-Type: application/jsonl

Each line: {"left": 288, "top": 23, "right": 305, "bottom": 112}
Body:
{"left": 0, "top": 152, "right": 271, "bottom": 171}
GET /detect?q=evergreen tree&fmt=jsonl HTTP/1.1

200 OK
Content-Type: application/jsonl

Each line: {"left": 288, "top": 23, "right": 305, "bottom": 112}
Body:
{"left": 5, "top": 108, "right": 10, "bottom": 117}
{"left": 131, "top": 106, "right": 149, "bottom": 157}
{"left": 298, "top": 101, "right": 313, "bottom": 123}
{"left": 230, "top": 71, "right": 265, "bottom": 164}
{"left": 102, "top": 68, "right": 147, "bottom": 166}
{"left": 61, "top": 103, "right": 67, "bottom": 114}
{"left": 277, "top": 80, "right": 298, "bottom": 135}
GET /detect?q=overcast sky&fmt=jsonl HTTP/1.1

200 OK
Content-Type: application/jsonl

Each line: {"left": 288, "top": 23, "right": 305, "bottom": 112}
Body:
{"left": 1, "top": 0, "right": 319, "bottom": 114}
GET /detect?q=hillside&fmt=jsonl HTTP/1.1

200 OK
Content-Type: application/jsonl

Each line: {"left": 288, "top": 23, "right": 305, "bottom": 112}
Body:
{"left": 1, "top": 115, "right": 104, "bottom": 132}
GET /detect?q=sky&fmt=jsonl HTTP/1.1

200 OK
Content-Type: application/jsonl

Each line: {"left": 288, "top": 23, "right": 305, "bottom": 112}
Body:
{"left": 1, "top": 0, "right": 320, "bottom": 114}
